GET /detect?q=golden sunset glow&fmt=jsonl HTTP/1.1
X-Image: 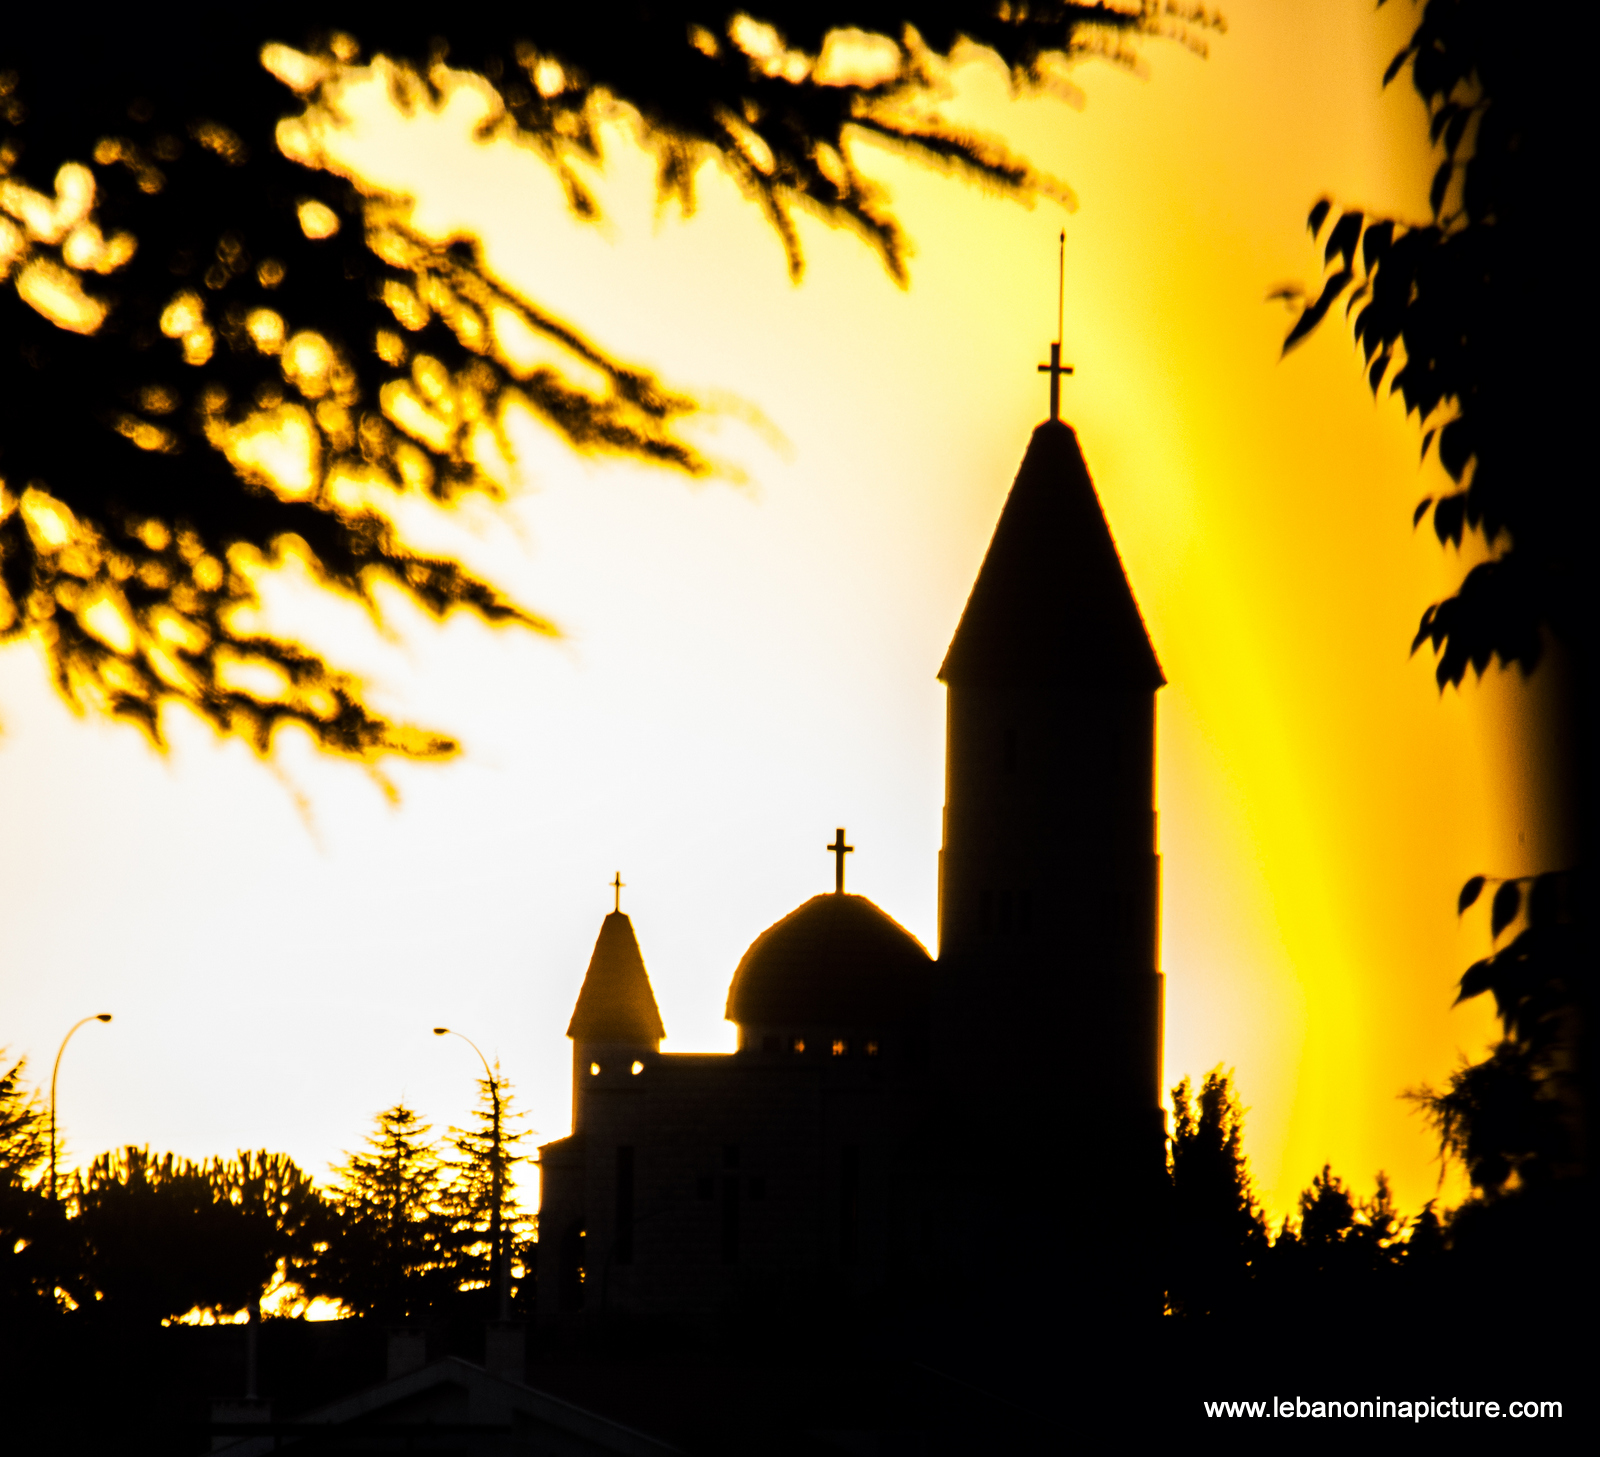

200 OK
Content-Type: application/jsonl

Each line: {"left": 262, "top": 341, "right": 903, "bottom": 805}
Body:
{"left": 0, "top": 1, "right": 1537, "bottom": 1230}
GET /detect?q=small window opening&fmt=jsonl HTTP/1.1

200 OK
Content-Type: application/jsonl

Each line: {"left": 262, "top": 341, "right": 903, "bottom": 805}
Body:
{"left": 589, "top": 1062, "right": 601, "bottom": 1076}
{"left": 630, "top": 1060, "right": 644, "bottom": 1075}
{"left": 831, "top": 1038, "right": 848, "bottom": 1057}
{"left": 791, "top": 1036, "right": 806, "bottom": 1054}
{"left": 864, "top": 1039, "right": 880, "bottom": 1058}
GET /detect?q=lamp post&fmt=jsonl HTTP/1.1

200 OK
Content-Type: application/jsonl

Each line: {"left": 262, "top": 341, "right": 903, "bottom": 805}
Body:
{"left": 433, "top": 1028, "right": 508, "bottom": 1321}
{"left": 49, "top": 1014, "right": 112, "bottom": 1207}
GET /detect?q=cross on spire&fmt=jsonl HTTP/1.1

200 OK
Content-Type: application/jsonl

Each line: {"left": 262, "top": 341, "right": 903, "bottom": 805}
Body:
{"left": 611, "top": 871, "right": 625, "bottom": 913}
{"left": 1037, "top": 228, "right": 1074, "bottom": 421}
{"left": 827, "top": 829, "right": 853, "bottom": 894}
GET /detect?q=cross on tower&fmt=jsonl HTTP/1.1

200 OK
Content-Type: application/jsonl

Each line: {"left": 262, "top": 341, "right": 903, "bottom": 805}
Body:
{"left": 1037, "top": 228, "right": 1074, "bottom": 421}
{"left": 1038, "top": 343, "right": 1074, "bottom": 422}
{"left": 827, "top": 829, "right": 854, "bottom": 894}
{"left": 611, "top": 871, "right": 625, "bottom": 913}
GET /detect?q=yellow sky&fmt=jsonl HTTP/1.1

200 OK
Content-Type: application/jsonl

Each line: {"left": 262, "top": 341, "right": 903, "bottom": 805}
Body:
{"left": 0, "top": 1, "right": 1541, "bottom": 1224}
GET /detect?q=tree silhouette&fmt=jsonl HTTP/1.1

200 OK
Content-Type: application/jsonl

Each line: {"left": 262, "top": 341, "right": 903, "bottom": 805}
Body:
{"left": 65, "top": 1144, "right": 324, "bottom": 1325}
{"left": 0, "top": 1051, "right": 46, "bottom": 1180}
{"left": 437, "top": 1064, "right": 533, "bottom": 1316}
{"left": 1276, "top": 0, "right": 1592, "bottom": 1203}
{"left": 2, "top": 6, "right": 1217, "bottom": 760}
{"left": 1409, "top": 1039, "right": 1572, "bottom": 1198}
{"left": 0, "top": 1054, "right": 51, "bottom": 1311}
{"left": 1166, "top": 1068, "right": 1266, "bottom": 1316}
{"left": 69, "top": 1146, "right": 218, "bottom": 1322}
{"left": 1295, "top": 1164, "right": 1357, "bottom": 1251}
{"left": 205, "top": 1149, "right": 328, "bottom": 1317}
{"left": 311, "top": 1102, "right": 449, "bottom": 1320}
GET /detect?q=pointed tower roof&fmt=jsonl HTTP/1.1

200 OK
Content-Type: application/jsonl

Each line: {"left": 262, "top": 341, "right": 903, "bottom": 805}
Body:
{"left": 567, "top": 912, "right": 667, "bottom": 1043}
{"left": 939, "top": 420, "right": 1164, "bottom": 689}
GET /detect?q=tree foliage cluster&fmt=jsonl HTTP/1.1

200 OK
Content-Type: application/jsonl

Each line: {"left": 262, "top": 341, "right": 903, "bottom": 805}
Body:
{"left": 0, "top": 1054, "right": 530, "bottom": 1326}
{"left": 1, "top": 4, "right": 1218, "bottom": 760}
{"left": 1278, "top": 0, "right": 1584, "bottom": 693}
{"left": 1165, "top": 1070, "right": 1448, "bottom": 1319}
{"left": 1278, "top": 0, "right": 1592, "bottom": 1255}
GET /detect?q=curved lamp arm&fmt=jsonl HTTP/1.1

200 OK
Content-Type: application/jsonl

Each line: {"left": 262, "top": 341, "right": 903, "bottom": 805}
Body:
{"left": 50, "top": 1013, "right": 112, "bottom": 1206}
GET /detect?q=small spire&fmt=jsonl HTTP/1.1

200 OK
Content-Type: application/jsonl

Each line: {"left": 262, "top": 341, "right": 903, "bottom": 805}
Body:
{"left": 568, "top": 909, "right": 666, "bottom": 1044}
{"left": 827, "top": 828, "right": 854, "bottom": 894}
{"left": 1037, "top": 229, "right": 1074, "bottom": 421}
{"left": 611, "top": 871, "right": 625, "bottom": 913}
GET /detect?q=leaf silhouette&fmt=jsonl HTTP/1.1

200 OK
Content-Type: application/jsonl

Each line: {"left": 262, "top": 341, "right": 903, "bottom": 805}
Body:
{"left": 1457, "top": 874, "right": 1486, "bottom": 913}
{"left": 1323, "top": 210, "right": 1363, "bottom": 270}
{"left": 1455, "top": 957, "right": 1494, "bottom": 1004}
{"left": 1490, "top": 880, "right": 1521, "bottom": 938}
{"left": 1281, "top": 269, "right": 1353, "bottom": 354}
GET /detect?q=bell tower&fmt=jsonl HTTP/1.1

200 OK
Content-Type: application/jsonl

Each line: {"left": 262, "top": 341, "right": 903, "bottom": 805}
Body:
{"left": 567, "top": 885, "right": 666, "bottom": 1126}
{"left": 933, "top": 408, "right": 1166, "bottom": 1319}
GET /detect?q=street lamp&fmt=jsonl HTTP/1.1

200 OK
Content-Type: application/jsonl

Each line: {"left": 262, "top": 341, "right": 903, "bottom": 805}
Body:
{"left": 50, "top": 1013, "right": 112, "bottom": 1206}
{"left": 433, "top": 1027, "right": 508, "bottom": 1322}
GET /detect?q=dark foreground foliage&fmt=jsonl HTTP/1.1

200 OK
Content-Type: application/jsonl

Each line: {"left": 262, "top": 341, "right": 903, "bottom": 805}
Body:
{"left": 1276, "top": 0, "right": 1594, "bottom": 1297}
{"left": 1, "top": 5, "right": 1218, "bottom": 760}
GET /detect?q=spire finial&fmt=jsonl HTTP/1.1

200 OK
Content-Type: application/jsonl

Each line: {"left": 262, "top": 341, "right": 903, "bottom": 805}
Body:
{"left": 827, "top": 829, "right": 854, "bottom": 894}
{"left": 611, "top": 871, "right": 625, "bottom": 913}
{"left": 1037, "top": 229, "right": 1074, "bottom": 421}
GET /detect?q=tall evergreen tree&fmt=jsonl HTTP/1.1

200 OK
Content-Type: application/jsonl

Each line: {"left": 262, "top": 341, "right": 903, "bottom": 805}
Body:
{"left": 1166, "top": 1069, "right": 1267, "bottom": 1316}
{"left": 438, "top": 1065, "right": 532, "bottom": 1317}
{"left": 312, "top": 1103, "right": 448, "bottom": 1321}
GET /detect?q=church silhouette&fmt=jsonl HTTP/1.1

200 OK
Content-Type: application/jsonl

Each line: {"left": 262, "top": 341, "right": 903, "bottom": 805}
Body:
{"left": 538, "top": 402, "right": 1166, "bottom": 1325}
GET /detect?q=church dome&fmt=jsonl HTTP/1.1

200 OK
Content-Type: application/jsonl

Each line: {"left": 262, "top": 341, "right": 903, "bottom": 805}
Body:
{"left": 725, "top": 893, "right": 932, "bottom": 1028}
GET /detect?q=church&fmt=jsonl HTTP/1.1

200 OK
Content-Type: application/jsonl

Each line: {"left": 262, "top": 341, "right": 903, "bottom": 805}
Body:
{"left": 537, "top": 370, "right": 1167, "bottom": 1325}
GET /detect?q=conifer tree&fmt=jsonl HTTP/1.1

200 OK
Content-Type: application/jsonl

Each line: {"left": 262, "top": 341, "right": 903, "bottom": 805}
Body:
{"left": 0, "top": 1053, "right": 47, "bottom": 1181}
{"left": 438, "top": 1065, "right": 533, "bottom": 1315}
{"left": 1296, "top": 1164, "right": 1357, "bottom": 1252}
{"left": 312, "top": 1103, "right": 448, "bottom": 1320}
{"left": 1166, "top": 1068, "right": 1266, "bottom": 1316}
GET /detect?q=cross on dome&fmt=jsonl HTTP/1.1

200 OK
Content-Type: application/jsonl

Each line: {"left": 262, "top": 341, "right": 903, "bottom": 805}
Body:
{"left": 827, "top": 829, "right": 854, "bottom": 894}
{"left": 612, "top": 871, "right": 625, "bottom": 912}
